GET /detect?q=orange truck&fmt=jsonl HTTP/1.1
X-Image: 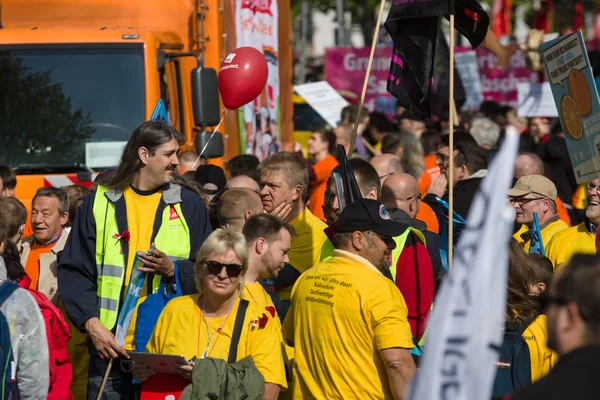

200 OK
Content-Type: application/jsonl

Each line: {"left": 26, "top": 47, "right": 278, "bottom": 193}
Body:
{"left": 0, "top": 0, "right": 293, "bottom": 211}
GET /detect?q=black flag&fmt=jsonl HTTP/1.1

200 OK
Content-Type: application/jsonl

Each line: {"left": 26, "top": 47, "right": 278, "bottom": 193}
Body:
{"left": 337, "top": 144, "right": 361, "bottom": 207}
{"left": 385, "top": 0, "right": 489, "bottom": 121}
{"left": 448, "top": 0, "right": 489, "bottom": 49}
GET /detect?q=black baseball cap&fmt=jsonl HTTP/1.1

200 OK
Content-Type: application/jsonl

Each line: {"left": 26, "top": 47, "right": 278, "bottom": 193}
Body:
{"left": 194, "top": 165, "right": 226, "bottom": 192}
{"left": 326, "top": 198, "right": 408, "bottom": 239}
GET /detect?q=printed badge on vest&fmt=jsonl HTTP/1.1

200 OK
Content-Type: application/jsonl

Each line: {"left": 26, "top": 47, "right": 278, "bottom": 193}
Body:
{"left": 169, "top": 206, "right": 179, "bottom": 221}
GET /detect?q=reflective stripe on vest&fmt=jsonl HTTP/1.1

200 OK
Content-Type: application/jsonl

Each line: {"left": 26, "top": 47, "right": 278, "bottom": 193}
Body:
{"left": 92, "top": 185, "right": 191, "bottom": 330}
{"left": 389, "top": 227, "right": 426, "bottom": 283}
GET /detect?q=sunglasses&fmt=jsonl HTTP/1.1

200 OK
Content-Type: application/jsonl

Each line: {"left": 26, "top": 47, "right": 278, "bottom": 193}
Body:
{"left": 205, "top": 260, "right": 243, "bottom": 278}
{"left": 536, "top": 291, "right": 568, "bottom": 310}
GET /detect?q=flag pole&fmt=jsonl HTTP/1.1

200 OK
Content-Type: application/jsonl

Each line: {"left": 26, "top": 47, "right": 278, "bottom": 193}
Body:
{"left": 349, "top": 0, "right": 387, "bottom": 155}
{"left": 448, "top": 14, "right": 455, "bottom": 270}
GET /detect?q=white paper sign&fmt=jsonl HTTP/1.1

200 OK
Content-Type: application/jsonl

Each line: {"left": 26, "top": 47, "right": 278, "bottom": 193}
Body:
{"left": 85, "top": 142, "right": 127, "bottom": 168}
{"left": 454, "top": 51, "right": 484, "bottom": 111}
{"left": 293, "top": 81, "right": 349, "bottom": 128}
{"left": 517, "top": 82, "right": 558, "bottom": 117}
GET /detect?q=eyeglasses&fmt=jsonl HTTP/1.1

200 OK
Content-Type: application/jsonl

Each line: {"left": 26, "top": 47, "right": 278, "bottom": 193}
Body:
{"left": 435, "top": 153, "right": 449, "bottom": 164}
{"left": 537, "top": 291, "right": 569, "bottom": 310}
{"left": 510, "top": 197, "right": 545, "bottom": 206}
{"left": 205, "top": 260, "right": 244, "bottom": 278}
{"left": 537, "top": 291, "right": 590, "bottom": 322}
{"left": 406, "top": 193, "right": 422, "bottom": 202}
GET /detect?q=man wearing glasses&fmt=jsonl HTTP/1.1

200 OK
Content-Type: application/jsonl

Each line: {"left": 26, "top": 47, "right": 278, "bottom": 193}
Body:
{"left": 509, "top": 175, "right": 568, "bottom": 252}
{"left": 283, "top": 198, "right": 416, "bottom": 400}
{"left": 511, "top": 254, "right": 600, "bottom": 400}
{"left": 546, "top": 178, "right": 600, "bottom": 270}
{"left": 423, "top": 131, "right": 488, "bottom": 223}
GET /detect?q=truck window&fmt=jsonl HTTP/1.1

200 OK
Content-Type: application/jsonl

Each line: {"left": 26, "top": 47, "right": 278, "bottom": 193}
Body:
{"left": 0, "top": 46, "right": 145, "bottom": 167}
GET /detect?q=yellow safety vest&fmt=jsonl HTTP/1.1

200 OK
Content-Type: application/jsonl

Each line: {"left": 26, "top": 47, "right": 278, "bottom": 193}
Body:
{"left": 92, "top": 185, "right": 191, "bottom": 330}
{"left": 389, "top": 227, "right": 426, "bottom": 283}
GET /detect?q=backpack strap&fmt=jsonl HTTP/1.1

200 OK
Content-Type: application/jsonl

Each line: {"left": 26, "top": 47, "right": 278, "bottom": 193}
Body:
{"left": 0, "top": 282, "right": 18, "bottom": 306}
{"left": 228, "top": 299, "right": 249, "bottom": 364}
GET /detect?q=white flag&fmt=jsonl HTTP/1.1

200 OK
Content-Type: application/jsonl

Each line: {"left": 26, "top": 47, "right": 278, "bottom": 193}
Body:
{"left": 407, "top": 130, "right": 519, "bottom": 400}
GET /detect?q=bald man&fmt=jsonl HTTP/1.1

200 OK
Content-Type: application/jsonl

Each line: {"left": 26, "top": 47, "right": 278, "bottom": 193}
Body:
{"left": 379, "top": 173, "right": 439, "bottom": 341}
{"left": 225, "top": 175, "right": 260, "bottom": 193}
{"left": 514, "top": 153, "right": 544, "bottom": 179}
{"left": 217, "top": 188, "right": 263, "bottom": 232}
{"left": 370, "top": 154, "right": 404, "bottom": 184}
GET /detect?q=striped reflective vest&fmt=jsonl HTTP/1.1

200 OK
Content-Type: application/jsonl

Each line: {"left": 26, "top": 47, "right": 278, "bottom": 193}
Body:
{"left": 92, "top": 185, "right": 191, "bottom": 330}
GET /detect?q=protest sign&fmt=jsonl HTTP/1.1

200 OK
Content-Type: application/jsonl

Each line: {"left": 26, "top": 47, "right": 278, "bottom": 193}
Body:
{"left": 325, "top": 47, "right": 397, "bottom": 119}
{"left": 540, "top": 31, "right": 600, "bottom": 183}
{"left": 294, "top": 81, "right": 349, "bottom": 128}
{"left": 454, "top": 51, "right": 484, "bottom": 110}
{"left": 516, "top": 82, "right": 558, "bottom": 118}
{"left": 456, "top": 47, "right": 539, "bottom": 108}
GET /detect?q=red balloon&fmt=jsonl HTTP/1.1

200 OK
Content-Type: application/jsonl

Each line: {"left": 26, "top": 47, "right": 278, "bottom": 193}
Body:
{"left": 218, "top": 47, "right": 269, "bottom": 110}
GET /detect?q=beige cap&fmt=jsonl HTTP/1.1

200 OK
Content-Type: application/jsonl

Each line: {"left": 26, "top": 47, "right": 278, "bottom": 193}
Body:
{"left": 508, "top": 175, "right": 557, "bottom": 200}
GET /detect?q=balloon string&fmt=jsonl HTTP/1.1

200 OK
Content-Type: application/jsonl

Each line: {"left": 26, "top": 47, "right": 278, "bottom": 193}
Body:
{"left": 192, "top": 110, "right": 228, "bottom": 170}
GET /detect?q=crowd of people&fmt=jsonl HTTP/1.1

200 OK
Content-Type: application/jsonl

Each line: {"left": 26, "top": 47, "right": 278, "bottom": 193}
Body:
{"left": 0, "top": 100, "right": 599, "bottom": 399}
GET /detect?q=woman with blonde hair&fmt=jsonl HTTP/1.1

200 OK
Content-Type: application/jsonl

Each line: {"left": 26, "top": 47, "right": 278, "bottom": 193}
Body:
{"left": 133, "top": 227, "right": 286, "bottom": 399}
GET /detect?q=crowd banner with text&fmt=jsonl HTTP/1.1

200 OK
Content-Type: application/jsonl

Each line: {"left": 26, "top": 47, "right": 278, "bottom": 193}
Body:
{"left": 235, "top": 0, "right": 280, "bottom": 160}
{"left": 540, "top": 31, "right": 600, "bottom": 184}
{"left": 326, "top": 47, "right": 536, "bottom": 118}
{"left": 325, "top": 47, "right": 397, "bottom": 119}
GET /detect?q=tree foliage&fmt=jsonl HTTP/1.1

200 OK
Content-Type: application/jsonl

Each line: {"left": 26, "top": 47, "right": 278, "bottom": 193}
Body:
{"left": 0, "top": 53, "right": 93, "bottom": 166}
{"left": 293, "top": 0, "right": 598, "bottom": 47}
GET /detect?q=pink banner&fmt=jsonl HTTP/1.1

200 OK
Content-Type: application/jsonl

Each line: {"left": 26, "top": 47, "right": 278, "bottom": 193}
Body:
{"left": 325, "top": 46, "right": 540, "bottom": 117}
{"left": 456, "top": 47, "right": 539, "bottom": 108}
{"left": 325, "top": 47, "right": 397, "bottom": 119}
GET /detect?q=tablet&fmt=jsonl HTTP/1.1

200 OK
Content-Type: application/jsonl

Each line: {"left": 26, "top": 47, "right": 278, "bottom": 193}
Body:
{"left": 127, "top": 352, "right": 190, "bottom": 374}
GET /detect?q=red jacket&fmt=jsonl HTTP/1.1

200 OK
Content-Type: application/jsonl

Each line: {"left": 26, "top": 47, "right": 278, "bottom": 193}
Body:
{"left": 19, "top": 276, "right": 73, "bottom": 400}
{"left": 394, "top": 235, "right": 435, "bottom": 342}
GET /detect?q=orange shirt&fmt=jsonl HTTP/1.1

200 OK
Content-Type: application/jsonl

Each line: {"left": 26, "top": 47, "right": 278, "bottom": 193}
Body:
{"left": 418, "top": 154, "right": 440, "bottom": 195}
{"left": 308, "top": 154, "right": 338, "bottom": 221}
{"left": 416, "top": 202, "right": 439, "bottom": 234}
{"left": 555, "top": 197, "right": 571, "bottom": 227}
{"left": 24, "top": 241, "right": 54, "bottom": 290}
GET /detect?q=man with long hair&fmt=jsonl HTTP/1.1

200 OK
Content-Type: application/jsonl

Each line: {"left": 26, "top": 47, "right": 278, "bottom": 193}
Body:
{"left": 58, "top": 120, "right": 212, "bottom": 398}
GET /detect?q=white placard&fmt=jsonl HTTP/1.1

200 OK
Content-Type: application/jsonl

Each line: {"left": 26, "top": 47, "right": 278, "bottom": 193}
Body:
{"left": 293, "top": 81, "right": 349, "bottom": 128}
{"left": 454, "top": 51, "right": 484, "bottom": 111}
{"left": 85, "top": 142, "right": 127, "bottom": 168}
{"left": 517, "top": 82, "right": 559, "bottom": 117}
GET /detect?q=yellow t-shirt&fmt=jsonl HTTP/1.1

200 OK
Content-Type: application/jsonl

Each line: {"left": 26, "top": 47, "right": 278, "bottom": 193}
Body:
{"left": 546, "top": 222, "right": 595, "bottom": 271}
{"left": 146, "top": 294, "right": 287, "bottom": 388}
{"left": 282, "top": 250, "right": 414, "bottom": 400}
{"left": 245, "top": 282, "right": 294, "bottom": 363}
{"left": 513, "top": 218, "right": 569, "bottom": 253}
{"left": 523, "top": 314, "right": 558, "bottom": 382}
{"left": 278, "top": 207, "right": 332, "bottom": 300}
{"left": 123, "top": 186, "right": 162, "bottom": 349}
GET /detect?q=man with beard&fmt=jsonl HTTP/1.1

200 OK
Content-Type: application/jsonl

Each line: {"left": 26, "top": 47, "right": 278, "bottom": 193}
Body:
{"left": 283, "top": 198, "right": 416, "bottom": 400}
{"left": 243, "top": 214, "right": 294, "bottom": 320}
{"left": 58, "top": 120, "right": 212, "bottom": 397}
{"left": 243, "top": 214, "right": 295, "bottom": 389}
{"left": 511, "top": 254, "right": 600, "bottom": 400}
{"left": 546, "top": 179, "right": 600, "bottom": 270}
{"left": 423, "top": 131, "right": 488, "bottom": 224}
